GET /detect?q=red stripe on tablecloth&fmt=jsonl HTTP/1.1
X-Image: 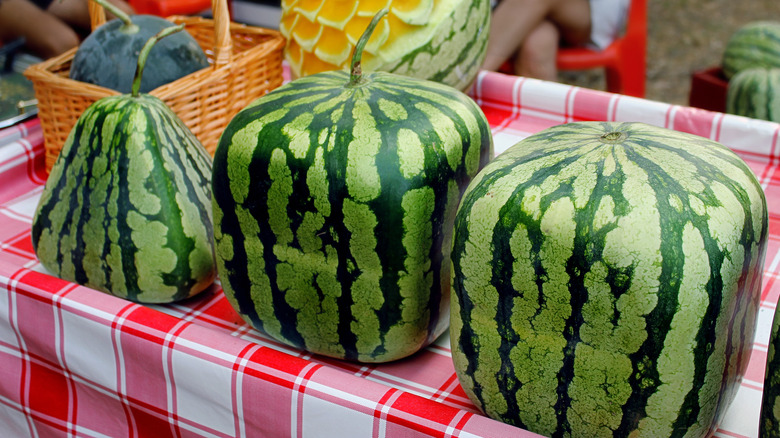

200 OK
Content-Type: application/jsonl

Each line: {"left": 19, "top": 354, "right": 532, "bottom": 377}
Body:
{"left": 607, "top": 94, "right": 620, "bottom": 121}
{"left": 167, "top": 285, "right": 224, "bottom": 322}
{"left": 0, "top": 230, "right": 35, "bottom": 261}
{"left": 444, "top": 409, "right": 473, "bottom": 438}
{"left": 715, "top": 428, "right": 753, "bottom": 438}
{"left": 383, "top": 391, "right": 497, "bottom": 438}
{"left": 0, "top": 136, "right": 46, "bottom": 206}
{"left": 372, "top": 387, "right": 401, "bottom": 438}
{"left": 757, "top": 128, "right": 780, "bottom": 187}
{"left": 17, "top": 134, "right": 46, "bottom": 187}
{"left": 497, "top": 76, "right": 525, "bottom": 133}
{"left": 563, "top": 85, "right": 576, "bottom": 123}
{"left": 664, "top": 104, "right": 678, "bottom": 130}
{"left": 762, "top": 252, "right": 780, "bottom": 306}
{"left": 432, "top": 373, "right": 461, "bottom": 404}
{"left": 365, "top": 370, "right": 476, "bottom": 413}
{"left": 711, "top": 112, "right": 725, "bottom": 144}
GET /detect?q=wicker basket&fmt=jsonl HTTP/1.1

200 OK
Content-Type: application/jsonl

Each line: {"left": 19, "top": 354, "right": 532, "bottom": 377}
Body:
{"left": 24, "top": 0, "right": 285, "bottom": 172}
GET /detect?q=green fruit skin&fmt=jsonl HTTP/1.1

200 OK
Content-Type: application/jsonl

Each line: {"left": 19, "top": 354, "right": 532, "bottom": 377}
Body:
{"left": 211, "top": 69, "right": 493, "bottom": 363}
{"left": 722, "top": 21, "right": 780, "bottom": 79}
{"left": 762, "top": 304, "right": 780, "bottom": 437}
{"left": 727, "top": 67, "right": 780, "bottom": 122}
{"left": 70, "top": 15, "right": 210, "bottom": 94}
{"left": 451, "top": 121, "right": 768, "bottom": 437}
{"left": 382, "top": 0, "right": 491, "bottom": 92}
{"left": 31, "top": 94, "right": 216, "bottom": 303}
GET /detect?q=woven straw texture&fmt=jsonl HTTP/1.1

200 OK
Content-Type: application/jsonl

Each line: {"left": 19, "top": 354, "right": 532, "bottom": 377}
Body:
{"left": 24, "top": 0, "right": 285, "bottom": 172}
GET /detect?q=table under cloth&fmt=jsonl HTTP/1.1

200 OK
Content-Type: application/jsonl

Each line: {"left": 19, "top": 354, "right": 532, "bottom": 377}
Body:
{"left": 1, "top": 70, "right": 779, "bottom": 438}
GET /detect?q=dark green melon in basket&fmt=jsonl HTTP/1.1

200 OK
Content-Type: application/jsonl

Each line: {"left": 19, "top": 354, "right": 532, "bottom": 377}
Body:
{"left": 211, "top": 10, "right": 493, "bottom": 363}
{"left": 32, "top": 25, "right": 216, "bottom": 303}
{"left": 450, "top": 121, "right": 767, "bottom": 437}
{"left": 69, "top": 0, "right": 209, "bottom": 94}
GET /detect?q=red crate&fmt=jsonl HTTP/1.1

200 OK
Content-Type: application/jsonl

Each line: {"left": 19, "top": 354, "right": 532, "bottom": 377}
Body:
{"left": 689, "top": 66, "right": 729, "bottom": 113}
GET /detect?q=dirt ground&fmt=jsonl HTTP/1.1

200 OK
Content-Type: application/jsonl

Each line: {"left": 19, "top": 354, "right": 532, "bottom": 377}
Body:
{"left": 565, "top": 0, "right": 780, "bottom": 105}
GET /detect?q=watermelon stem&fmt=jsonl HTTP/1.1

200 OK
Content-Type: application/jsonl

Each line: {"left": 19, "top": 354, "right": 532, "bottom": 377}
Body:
{"left": 600, "top": 131, "right": 627, "bottom": 143}
{"left": 90, "top": 0, "right": 138, "bottom": 34}
{"left": 131, "top": 25, "right": 186, "bottom": 97}
{"left": 348, "top": 8, "right": 389, "bottom": 87}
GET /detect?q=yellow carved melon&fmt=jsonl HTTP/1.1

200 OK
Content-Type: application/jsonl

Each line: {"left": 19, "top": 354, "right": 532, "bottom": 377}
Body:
{"left": 279, "top": 0, "right": 491, "bottom": 91}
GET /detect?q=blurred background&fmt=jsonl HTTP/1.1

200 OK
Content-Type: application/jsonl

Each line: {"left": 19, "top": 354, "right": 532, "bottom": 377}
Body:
{"left": 230, "top": 0, "right": 779, "bottom": 106}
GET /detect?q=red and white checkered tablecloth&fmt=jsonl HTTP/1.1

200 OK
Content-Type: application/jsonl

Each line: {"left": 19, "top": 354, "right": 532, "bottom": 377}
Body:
{"left": 1, "top": 70, "right": 778, "bottom": 438}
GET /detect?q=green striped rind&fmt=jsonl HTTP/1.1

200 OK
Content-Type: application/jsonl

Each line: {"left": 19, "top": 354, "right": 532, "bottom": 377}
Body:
{"left": 726, "top": 67, "right": 780, "bottom": 122}
{"left": 722, "top": 21, "right": 780, "bottom": 79}
{"left": 763, "top": 305, "right": 780, "bottom": 437}
{"left": 381, "top": 0, "right": 490, "bottom": 91}
{"left": 212, "top": 69, "right": 493, "bottom": 362}
{"left": 31, "top": 94, "right": 216, "bottom": 303}
{"left": 450, "top": 122, "right": 767, "bottom": 437}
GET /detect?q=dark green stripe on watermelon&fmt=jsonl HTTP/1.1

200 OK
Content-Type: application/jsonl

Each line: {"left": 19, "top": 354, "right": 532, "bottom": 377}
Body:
{"left": 450, "top": 122, "right": 767, "bottom": 437}
{"left": 32, "top": 94, "right": 215, "bottom": 303}
{"left": 212, "top": 69, "right": 492, "bottom": 363}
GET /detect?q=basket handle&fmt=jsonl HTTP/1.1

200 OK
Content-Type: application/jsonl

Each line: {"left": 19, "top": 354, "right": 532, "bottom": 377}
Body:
{"left": 89, "top": 1, "right": 106, "bottom": 30}
{"left": 86, "top": 0, "right": 233, "bottom": 66}
{"left": 212, "top": 0, "right": 232, "bottom": 66}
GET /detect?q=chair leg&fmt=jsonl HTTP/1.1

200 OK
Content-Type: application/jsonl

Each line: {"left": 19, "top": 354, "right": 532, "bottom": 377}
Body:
{"left": 615, "top": 48, "right": 646, "bottom": 98}
{"left": 604, "top": 67, "right": 623, "bottom": 95}
{"left": 604, "top": 66, "right": 646, "bottom": 98}
{"left": 621, "top": 68, "right": 646, "bottom": 98}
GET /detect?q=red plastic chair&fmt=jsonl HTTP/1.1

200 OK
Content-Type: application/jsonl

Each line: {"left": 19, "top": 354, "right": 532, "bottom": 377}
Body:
{"left": 556, "top": 0, "right": 647, "bottom": 97}
{"left": 128, "top": 0, "right": 226, "bottom": 18}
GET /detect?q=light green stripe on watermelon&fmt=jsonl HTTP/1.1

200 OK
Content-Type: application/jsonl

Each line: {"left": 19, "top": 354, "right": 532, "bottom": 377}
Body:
{"left": 638, "top": 223, "right": 708, "bottom": 436}
{"left": 268, "top": 147, "right": 294, "bottom": 246}
{"left": 450, "top": 121, "right": 767, "bottom": 437}
{"left": 347, "top": 98, "right": 382, "bottom": 202}
{"left": 397, "top": 128, "right": 425, "bottom": 178}
{"left": 344, "top": 197, "right": 384, "bottom": 355}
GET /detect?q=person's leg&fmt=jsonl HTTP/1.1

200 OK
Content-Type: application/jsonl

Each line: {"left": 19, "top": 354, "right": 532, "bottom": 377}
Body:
{"left": 483, "top": 0, "right": 591, "bottom": 71}
{"left": 47, "top": 0, "right": 135, "bottom": 31}
{"left": 0, "top": 0, "right": 80, "bottom": 58}
{"left": 514, "top": 20, "right": 560, "bottom": 81}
